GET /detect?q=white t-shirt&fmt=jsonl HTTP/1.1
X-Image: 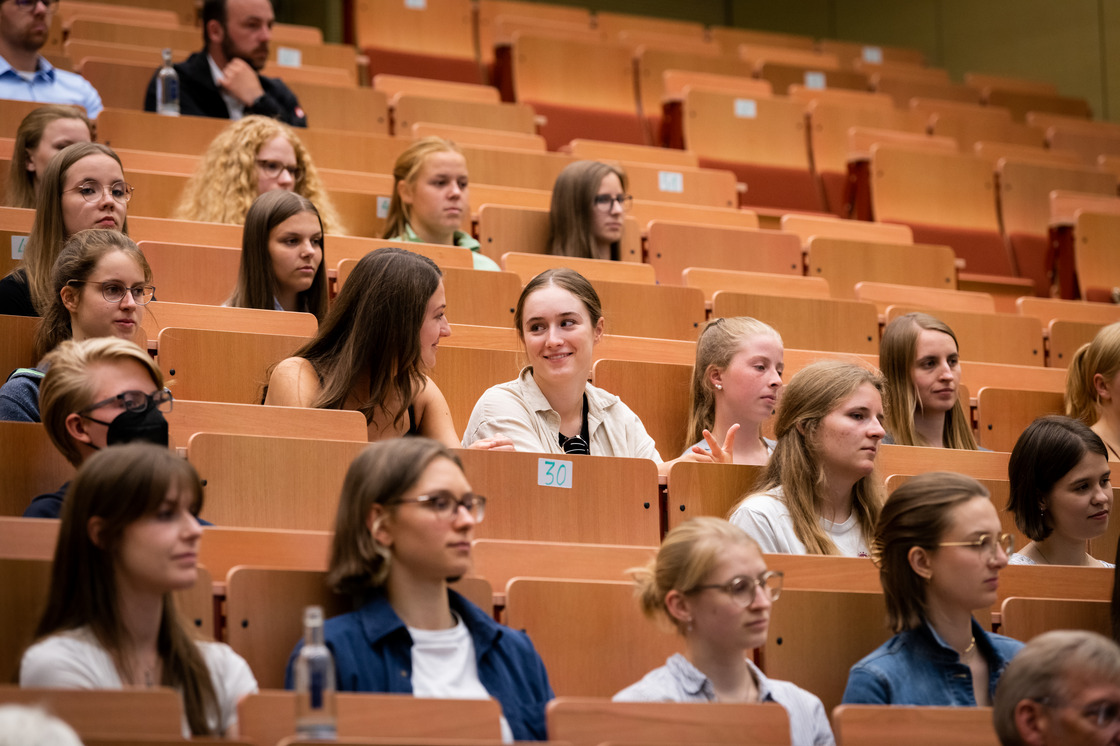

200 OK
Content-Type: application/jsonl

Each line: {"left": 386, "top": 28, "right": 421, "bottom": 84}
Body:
{"left": 729, "top": 487, "right": 870, "bottom": 557}
{"left": 408, "top": 614, "right": 514, "bottom": 743}
{"left": 20, "top": 627, "right": 258, "bottom": 737}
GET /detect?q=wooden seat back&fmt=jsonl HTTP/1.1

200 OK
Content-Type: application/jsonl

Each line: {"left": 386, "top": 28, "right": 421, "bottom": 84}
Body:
{"left": 1000, "top": 596, "right": 1111, "bottom": 642}
{"left": 878, "top": 444, "right": 1010, "bottom": 482}
{"left": 1049, "top": 319, "right": 1107, "bottom": 368}
{"left": 666, "top": 461, "right": 765, "bottom": 530}
{"left": 476, "top": 204, "right": 643, "bottom": 263}
{"left": 285, "top": 80, "right": 390, "bottom": 133}
{"left": 457, "top": 449, "right": 661, "bottom": 545}
{"left": 187, "top": 433, "right": 366, "bottom": 530}
{"left": 1016, "top": 297, "right": 1120, "bottom": 326}
{"left": 832, "top": 705, "right": 999, "bottom": 746}
{"left": 808, "top": 237, "right": 957, "bottom": 299}
{"left": 547, "top": 697, "right": 790, "bottom": 746}
{"left": 780, "top": 213, "right": 913, "bottom": 246}
{"left": 885, "top": 306, "right": 1045, "bottom": 367}
{"left": 0, "top": 422, "right": 73, "bottom": 518}
{"left": 157, "top": 327, "right": 309, "bottom": 404}
{"left": 139, "top": 242, "right": 240, "bottom": 306}
{"left": 592, "top": 358, "right": 691, "bottom": 459}
{"left": 685, "top": 268, "right": 829, "bottom": 303}
{"left": 712, "top": 293, "right": 879, "bottom": 354}
{"left": 511, "top": 34, "right": 635, "bottom": 114}
{"left": 623, "top": 162, "right": 739, "bottom": 209}
{"left": 975, "top": 388, "right": 1064, "bottom": 452}
{"left": 854, "top": 282, "right": 995, "bottom": 315}
{"left": 627, "top": 200, "right": 760, "bottom": 231}
{"left": 394, "top": 95, "right": 536, "bottom": 135}
{"left": 143, "top": 301, "right": 316, "bottom": 346}
{"left": 0, "top": 686, "right": 184, "bottom": 738}
{"left": 566, "top": 139, "right": 698, "bottom": 168}
{"left": 682, "top": 89, "right": 811, "bottom": 171}
{"left": 646, "top": 222, "right": 802, "bottom": 285}
{"left": 501, "top": 252, "right": 654, "bottom": 285}
{"left": 469, "top": 539, "right": 654, "bottom": 596}
{"left": 1073, "top": 210, "right": 1120, "bottom": 299}
{"left": 167, "top": 400, "right": 367, "bottom": 450}
{"left": 595, "top": 281, "right": 706, "bottom": 340}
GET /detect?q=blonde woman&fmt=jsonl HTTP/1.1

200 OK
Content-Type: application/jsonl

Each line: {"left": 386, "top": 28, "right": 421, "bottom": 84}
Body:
{"left": 382, "top": 137, "right": 498, "bottom": 271}
{"left": 174, "top": 115, "right": 342, "bottom": 233}
{"left": 6, "top": 104, "right": 93, "bottom": 209}
{"left": 729, "top": 361, "right": 887, "bottom": 556}
{"left": 1066, "top": 321, "right": 1120, "bottom": 460}
{"left": 880, "top": 312, "right": 979, "bottom": 449}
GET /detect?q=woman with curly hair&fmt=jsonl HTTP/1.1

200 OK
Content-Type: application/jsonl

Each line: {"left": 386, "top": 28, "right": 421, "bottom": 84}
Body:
{"left": 174, "top": 115, "right": 343, "bottom": 233}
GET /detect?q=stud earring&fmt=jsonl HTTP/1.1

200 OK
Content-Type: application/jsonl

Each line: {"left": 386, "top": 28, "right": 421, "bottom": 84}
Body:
{"left": 715, "top": 384, "right": 723, "bottom": 391}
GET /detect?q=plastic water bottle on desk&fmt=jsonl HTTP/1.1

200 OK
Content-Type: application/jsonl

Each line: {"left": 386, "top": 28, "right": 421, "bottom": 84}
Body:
{"left": 155, "top": 48, "right": 180, "bottom": 116}
{"left": 294, "top": 605, "right": 337, "bottom": 740}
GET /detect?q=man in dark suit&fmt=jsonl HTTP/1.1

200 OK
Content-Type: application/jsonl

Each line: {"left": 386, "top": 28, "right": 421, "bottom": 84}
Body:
{"left": 143, "top": 0, "right": 306, "bottom": 127}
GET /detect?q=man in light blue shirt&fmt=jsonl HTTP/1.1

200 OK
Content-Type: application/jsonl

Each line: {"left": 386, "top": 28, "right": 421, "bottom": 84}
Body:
{"left": 0, "top": 0, "right": 103, "bottom": 118}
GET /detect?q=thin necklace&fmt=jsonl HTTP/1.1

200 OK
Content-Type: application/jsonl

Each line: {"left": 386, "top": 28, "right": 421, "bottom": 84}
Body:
{"left": 961, "top": 637, "right": 976, "bottom": 659}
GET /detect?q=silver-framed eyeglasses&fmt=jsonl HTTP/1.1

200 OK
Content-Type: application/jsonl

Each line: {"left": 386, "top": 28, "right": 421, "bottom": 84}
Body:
{"left": 8, "top": 0, "right": 59, "bottom": 10}
{"left": 66, "top": 180, "right": 133, "bottom": 204}
{"left": 256, "top": 159, "right": 304, "bottom": 181}
{"left": 67, "top": 280, "right": 155, "bottom": 305}
{"left": 687, "top": 570, "right": 784, "bottom": 606}
{"left": 592, "top": 193, "right": 633, "bottom": 213}
{"left": 937, "top": 532, "right": 1015, "bottom": 558}
{"left": 78, "top": 388, "right": 174, "bottom": 417}
{"left": 393, "top": 491, "right": 486, "bottom": 522}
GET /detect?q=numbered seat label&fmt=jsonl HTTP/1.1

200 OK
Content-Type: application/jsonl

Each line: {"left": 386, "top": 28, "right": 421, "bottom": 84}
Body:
{"left": 537, "top": 458, "right": 573, "bottom": 489}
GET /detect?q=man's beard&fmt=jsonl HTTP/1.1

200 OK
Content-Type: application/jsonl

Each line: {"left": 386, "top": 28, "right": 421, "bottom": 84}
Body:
{"left": 221, "top": 34, "right": 266, "bottom": 71}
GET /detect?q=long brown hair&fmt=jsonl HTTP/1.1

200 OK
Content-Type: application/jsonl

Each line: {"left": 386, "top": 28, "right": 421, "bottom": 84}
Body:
{"left": 880, "top": 312, "right": 978, "bottom": 449}
{"left": 6, "top": 104, "right": 93, "bottom": 209}
{"left": 35, "top": 230, "right": 151, "bottom": 360}
{"left": 287, "top": 248, "right": 442, "bottom": 427}
{"left": 740, "top": 360, "right": 887, "bottom": 555}
{"left": 14, "top": 142, "right": 129, "bottom": 315}
{"left": 547, "top": 160, "right": 627, "bottom": 260}
{"left": 32, "top": 443, "right": 220, "bottom": 735}
{"left": 228, "top": 190, "right": 327, "bottom": 322}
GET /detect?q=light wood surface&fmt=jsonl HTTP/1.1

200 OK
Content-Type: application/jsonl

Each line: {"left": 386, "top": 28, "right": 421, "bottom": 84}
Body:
{"left": 832, "top": 705, "right": 999, "bottom": 746}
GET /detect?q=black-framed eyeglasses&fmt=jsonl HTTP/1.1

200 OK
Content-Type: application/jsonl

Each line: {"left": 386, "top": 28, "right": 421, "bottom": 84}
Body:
{"left": 66, "top": 180, "right": 133, "bottom": 204}
{"left": 392, "top": 490, "right": 486, "bottom": 522}
{"left": 592, "top": 193, "right": 633, "bottom": 213}
{"left": 937, "top": 532, "right": 1015, "bottom": 558}
{"left": 1035, "top": 697, "right": 1120, "bottom": 729}
{"left": 256, "top": 159, "right": 304, "bottom": 181}
{"left": 79, "top": 388, "right": 174, "bottom": 418}
{"left": 67, "top": 280, "right": 155, "bottom": 305}
{"left": 686, "top": 570, "right": 784, "bottom": 606}
{"left": 7, "top": 0, "right": 59, "bottom": 10}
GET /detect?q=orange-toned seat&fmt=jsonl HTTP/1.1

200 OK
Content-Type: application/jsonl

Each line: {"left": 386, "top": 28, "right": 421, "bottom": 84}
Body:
{"left": 679, "top": 89, "right": 821, "bottom": 211}
{"left": 806, "top": 237, "right": 957, "bottom": 299}
{"left": 833, "top": 705, "right": 999, "bottom": 746}
{"left": 645, "top": 221, "right": 802, "bottom": 284}
{"left": 917, "top": 99, "right": 1043, "bottom": 150}
{"left": 712, "top": 293, "right": 879, "bottom": 354}
{"left": 975, "top": 387, "right": 1065, "bottom": 452}
{"left": 592, "top": 358, "right": 690, "bottom": 458}
{"left": 885, "top": 306, "right": 1045, "bottom": 367}
{"left": 685, "top": 268, "right": 829, "bottom": 303}
{"left": 351, "top": 0, "right": 481, "bottom": 84}
{"left": 1073, "top": 210, "right": 1120, "bottom": 302}
{"left": 633, "top": 47, "right": 752, "bottom": 143}
{"left": 510, "top": 34, "right": 644, "bottom": 149}
{"left": 818, "top": 39, "right": 925, "bottom": 67}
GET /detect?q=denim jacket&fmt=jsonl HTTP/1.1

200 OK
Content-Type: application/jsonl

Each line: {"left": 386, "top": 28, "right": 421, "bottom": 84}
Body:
{"left": 284, "top": 588, "right": 553, "bottom": 741}
{"left": 841, "top": 618, "right": 1023, "bottom": 706}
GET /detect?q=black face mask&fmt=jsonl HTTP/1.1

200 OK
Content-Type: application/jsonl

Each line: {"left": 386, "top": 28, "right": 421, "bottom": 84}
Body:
{"left": 86, "top": 405, "right": 169, "bottom": 449}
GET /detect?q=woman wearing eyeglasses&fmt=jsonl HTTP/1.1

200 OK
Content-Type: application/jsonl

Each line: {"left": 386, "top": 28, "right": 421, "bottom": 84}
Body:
{"left": 1007, "top": 416, "right": 1114, "bottom": 567}
{"left": 284, "top": 438, "right": 553, "bottom": 741}
{"left": 547, "top": 160, "right": 630, "bottom": 261}
{"left": 382, "top": 137, "right": 499, "bottom": 271}
{"left": 24, "top": 336, "right": 171, "bottom": 519}
{"left": 842, "top": 472, "right": 1023, "bottom": 706}
{"left": 174, "top": 116, "right": 342, "bottom": 233}
{"left": 0, "top": 229, "right": 153, "bottom": 424}
{"left": 0, "top": 142, "right": 130, "bottom": 317}
{"left": 615, "top": 517, "right": 834, "bottom": 746}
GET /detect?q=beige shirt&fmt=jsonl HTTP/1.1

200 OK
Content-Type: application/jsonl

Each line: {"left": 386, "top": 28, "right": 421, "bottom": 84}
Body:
{"left": 462, "top": 367, "right": 661, "bottom": 461}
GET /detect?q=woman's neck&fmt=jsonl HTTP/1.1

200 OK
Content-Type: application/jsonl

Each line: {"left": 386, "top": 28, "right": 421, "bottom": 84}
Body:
{"left": 820, "top": 472, "right": 856, "bottom": 524}
{"left": 1027, "top": 535, "right": 1095, "bottom": 566}
{"left": 386, "top": 571, "right": 454, "bottom": 631}
{"left": 410, "top": 223, "right": 454, "bottom": 246}
{"left": 114, "top": 584, "right": 164, "bottom": 683}
{"left": 923, "top": 602, "right": 976, "bottom": 658}
{"left": 534, "top": 371, "right": 587, "bottom": 427}
{"left": 685, "top": 638, "right": 757, "bottom": 703}
{"left": 913, "top": 408, "right": 946, "bottom": 448}
{"left": 592, "top": 240, "right": 613, "bottom": 262}
{"left": 711, "top": 409, "right": 768, "bottom": 465}
{"left": 1093, "top": 414, "right": 1120, "bottom": 458}
{"left": 275, "top": 288, "right": 299, "bottom": 313}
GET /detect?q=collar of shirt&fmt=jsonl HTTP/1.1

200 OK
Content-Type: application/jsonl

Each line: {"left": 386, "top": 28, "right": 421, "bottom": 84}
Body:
{"left": 664, "top": 653, "right": 777, "bottom": 703}
{"left": 0, "top": 53, "right": 52, "bottom": 81}
{"left": 206, "top": 52, "right": 246, "bottom": 119}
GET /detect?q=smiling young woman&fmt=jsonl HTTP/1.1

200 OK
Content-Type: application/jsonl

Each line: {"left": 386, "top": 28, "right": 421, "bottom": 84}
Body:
{"left": 614, "top": 517, "right": 834, "bottom": 746}
{"left": 729, "top": 360, "right": 887, "bottom": 556}
{"left": 842, "top": 472, "right": 1023, "bottom": 706}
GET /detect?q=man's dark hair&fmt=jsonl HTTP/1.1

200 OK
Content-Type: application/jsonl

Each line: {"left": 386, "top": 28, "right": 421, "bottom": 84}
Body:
{"left": 201, "top": 0, "right": 228, "bottom": 47}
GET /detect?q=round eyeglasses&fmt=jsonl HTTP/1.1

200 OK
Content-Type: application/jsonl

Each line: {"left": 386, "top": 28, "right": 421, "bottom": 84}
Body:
{"left": 592, "top": 194, "right": 633, "bottom": 213}
{"left": 686, "top": 570, "right": 784, "bottom": 606}
{"left": 67, "top": 280, "right": 155, "bottom": 305}
{"left": 392, "top": 491, "right": 486, "bottom": 522}
{"left": 256, "top": 159, "right": 304, "bottom": 182}
{"left": 937, "top": 532, "right": 1015, "bottom": 559}
{"left": 66, "top": 180, "right": 133, "bottom": 204}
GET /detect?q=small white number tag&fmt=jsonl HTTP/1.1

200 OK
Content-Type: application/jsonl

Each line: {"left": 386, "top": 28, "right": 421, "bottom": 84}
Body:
{"left": 404, "top": 0, "right": 427, "bottom": 8}
{"left": 276, "top": 47, "right": 302, "bottom": 67}
{"left": 733, "top": 98, "right": 757, "bottom": 119}
{"left": 11, "top": 235, "right": 26, "bottom": 261}
{"left": 862, "top": 46, "right": 883, "bottom": 64}
{"left": 537, "top": 458, "right": 573, "bottom": 489}
{"left": 658, "top": 171, "right": 684, "bottom": 193}
{"left": 804, "top": 71, "right": 826, "bottom": 89}
{"left": 376, "top": 196, "right": 391, "bottom": 218}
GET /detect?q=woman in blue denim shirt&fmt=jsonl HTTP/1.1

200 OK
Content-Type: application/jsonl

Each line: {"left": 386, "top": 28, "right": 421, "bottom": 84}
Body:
{"left": 284, "top": 438, "right": 553, "bottom": 741}
{"left": 842, "top": 472, "right": 1024, "bottom": 706}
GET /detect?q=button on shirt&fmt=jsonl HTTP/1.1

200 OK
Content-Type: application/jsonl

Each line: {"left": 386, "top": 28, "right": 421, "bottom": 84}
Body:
{"left": 613, "top": 653, "right": 835, "bottom": 746}
{"left": 0, "top": 54, "right": 103, "bottom": 118}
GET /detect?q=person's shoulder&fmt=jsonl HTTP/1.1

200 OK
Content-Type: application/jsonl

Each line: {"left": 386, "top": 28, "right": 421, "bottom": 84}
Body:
{"left": 984, "top": 630, "right": 1026, "bottom": 658}
{"left": 611, "top": 665, "right": 676, "bottom": 702}
{"left": 23, "top": 486, "right": 65, "bottom": 518}
{"left": 737, "top": 490, "right": 788, "bottom": 515}
{"left": 1007, "top": 552, "right": 1034, "bottom": 566}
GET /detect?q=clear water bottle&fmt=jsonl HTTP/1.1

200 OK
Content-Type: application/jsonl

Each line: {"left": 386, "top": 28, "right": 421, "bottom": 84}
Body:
{"left": 155, "top": 48, "right": 180, "bottom": 116}
{"left": 294, "top": 606, "right": 337, "bottom": 740}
